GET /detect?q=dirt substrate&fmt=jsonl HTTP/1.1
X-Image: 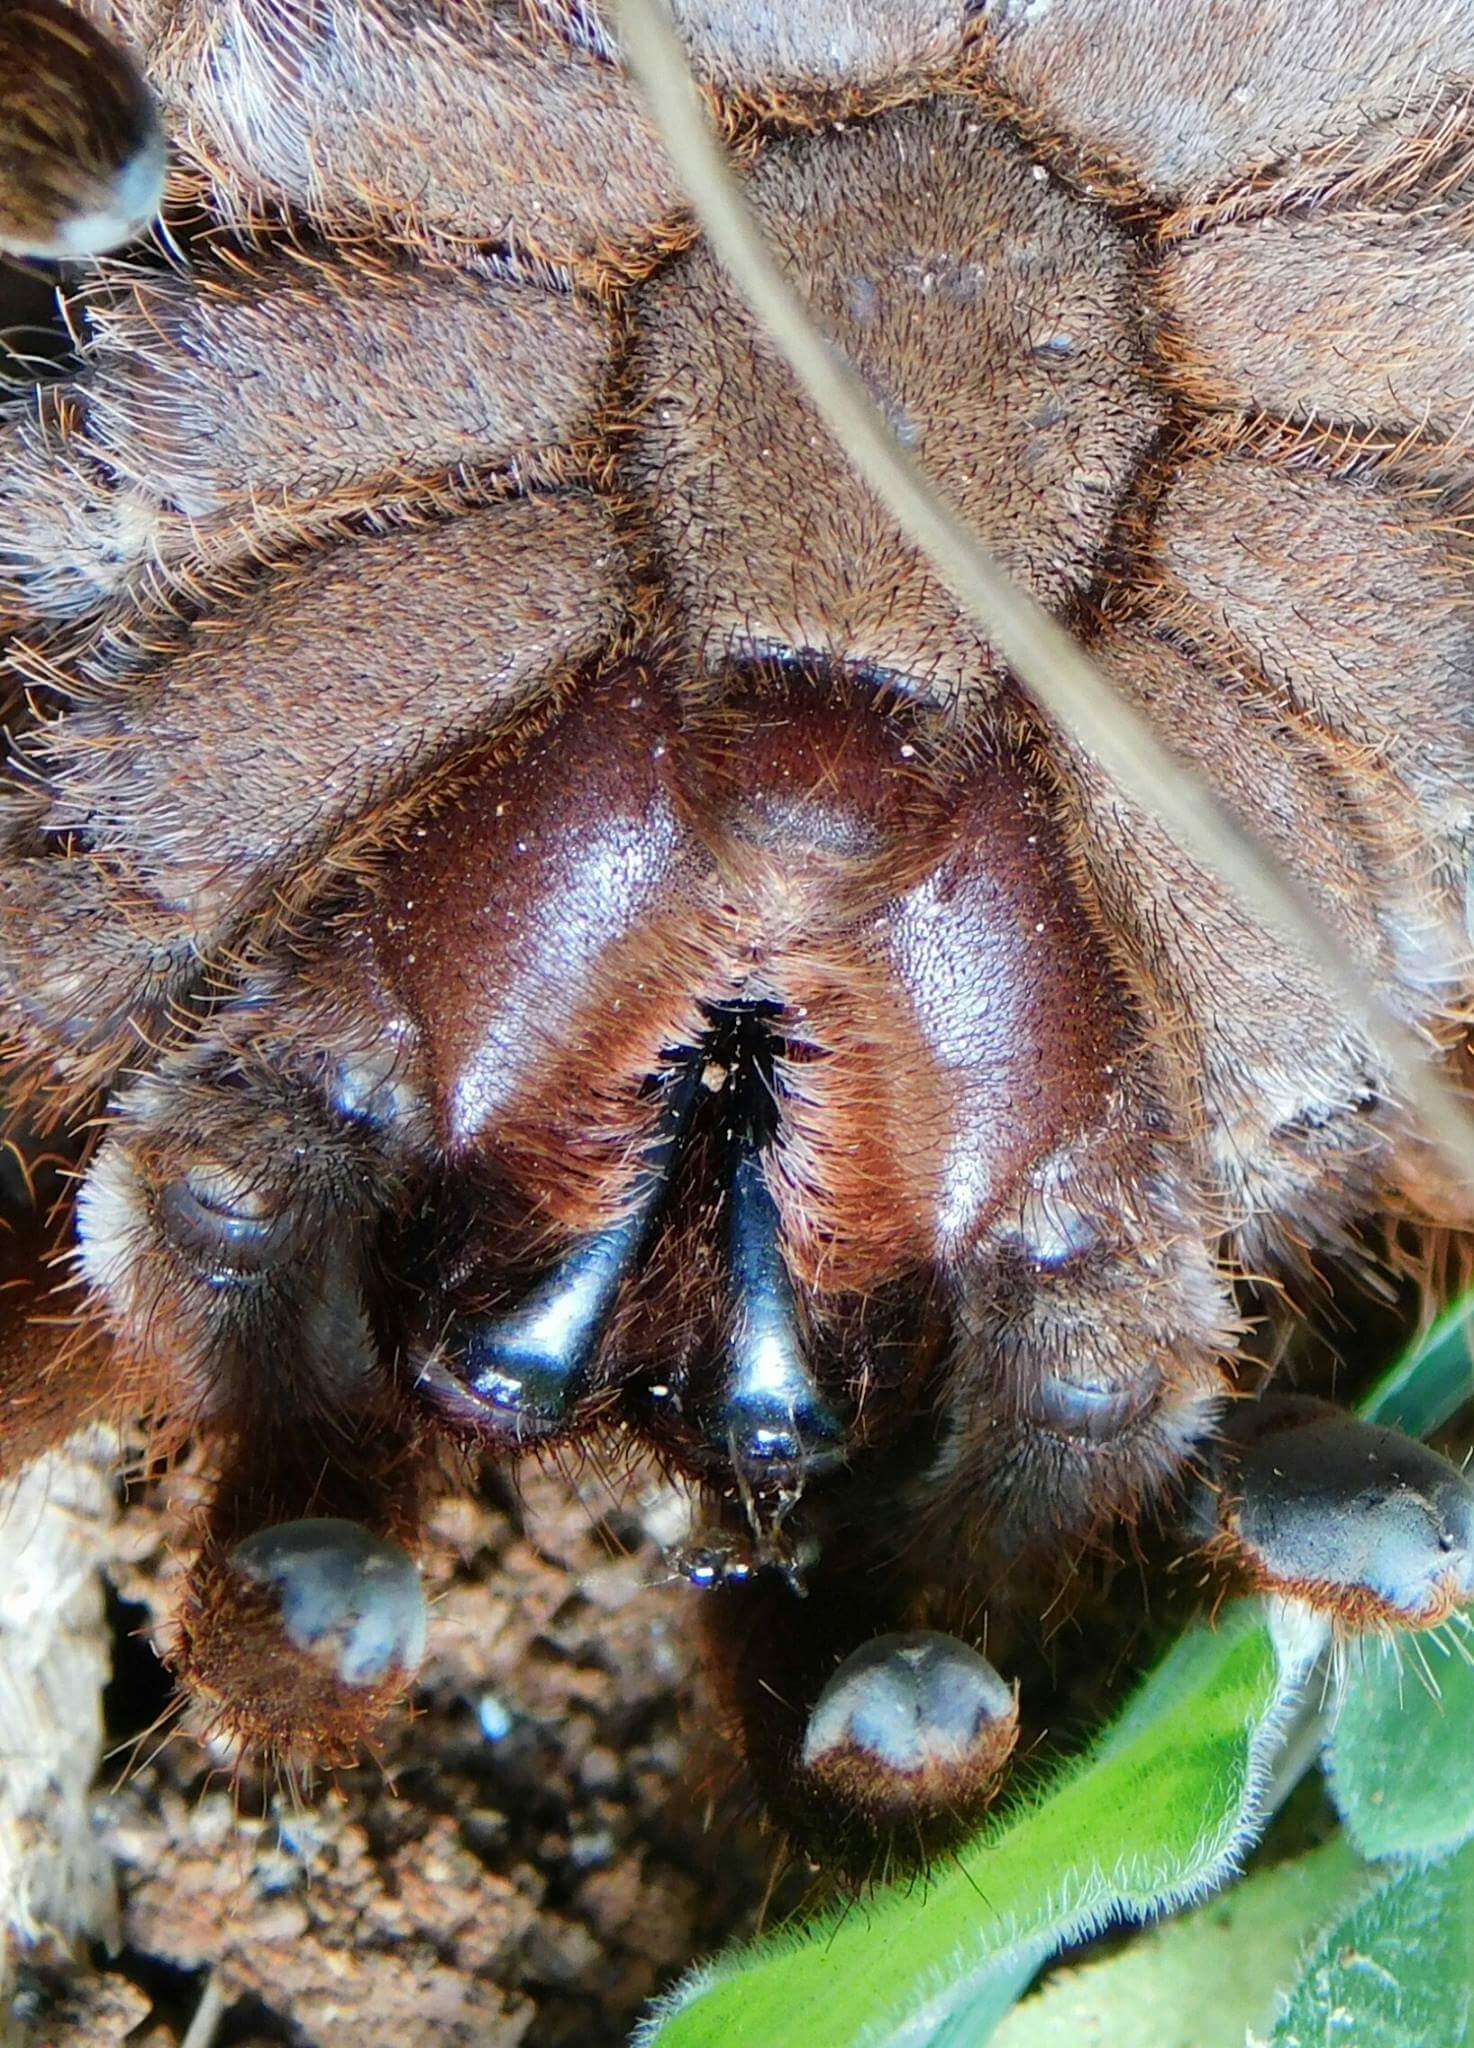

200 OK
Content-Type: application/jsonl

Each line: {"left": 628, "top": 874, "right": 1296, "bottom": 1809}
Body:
{"left": 27, "top": 1458, "right": 774, "bottom": 2048}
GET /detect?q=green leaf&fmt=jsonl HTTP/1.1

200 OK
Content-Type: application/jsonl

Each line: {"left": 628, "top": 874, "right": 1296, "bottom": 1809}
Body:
{"left": 1270, "top": 1838, "right": 1474, "bottom": 2048}
{"left": 1327, "top": 1618, "right": 1474, "bottom": 1863}
{"left": 638, "top": 1607, "right": 1324, "bottom": 2048}
{"left": 1359, "top": 1293, "right": 1474, "bottom": 1438}
{"left": 1324, "top": 1290, "right": 1474, "bottom": 1865}
{"left": 987, "top": 1834, "right": 1367, "bottom": 2048}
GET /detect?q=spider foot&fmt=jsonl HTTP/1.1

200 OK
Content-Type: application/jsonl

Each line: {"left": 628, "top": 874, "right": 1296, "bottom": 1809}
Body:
{"left": 175, "top": 1417, "right": 433, "bottom": 1764}
{"left": 1201, "top": 1395, "right": 1474, "bottom": 1632}
{"left": 0, "top": 0, "right": 163, "bottom": 260}
{"left": 798, "top": 1631, "right": 1019, "bottom": 1847}
{"left": 700, "top": 1567, "right": 1016, "bottom": 1872}
{"left": 178, "top": 1516, "right": 428, "bottom": 1766}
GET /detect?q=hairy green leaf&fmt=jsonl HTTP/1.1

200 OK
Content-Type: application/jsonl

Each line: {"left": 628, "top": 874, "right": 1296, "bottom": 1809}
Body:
{"left": 639, "top": 1608, "right": 1324, "bottom": 2048}
{"left": 1359, "top": 1295, "right": 1474, "bottom": 1438}
{"left": 1270, "top": 1839, "right": 1474, "bottom": 2048}
{"left": 988, "top": 1834, "right": 1366, "bottom": 2048}
{"left": 1327, "top": 1620, "right": 1474, "bottom": 1864}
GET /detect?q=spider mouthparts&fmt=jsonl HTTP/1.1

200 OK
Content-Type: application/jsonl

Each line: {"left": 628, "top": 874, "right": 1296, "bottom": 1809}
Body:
{"left": 717, "top": 1127, "right": 844, "bottom": 1486}
{"left": 432, "top": 1056, "right": 706, "bottom": 1438}
{"left": 640, "top": 1002, "right": 847, "bottom": 1487}
{"left": 426, "top": 1004, "right": 849, "bottom": 1482}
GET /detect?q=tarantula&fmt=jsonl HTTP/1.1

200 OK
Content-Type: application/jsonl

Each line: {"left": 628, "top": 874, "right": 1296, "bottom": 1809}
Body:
{"left": 0, "top": 0, "right": 1472, "bottom": 1866}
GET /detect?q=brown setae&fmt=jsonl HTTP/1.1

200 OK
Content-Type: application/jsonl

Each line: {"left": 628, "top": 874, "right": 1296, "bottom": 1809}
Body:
{"left": 0, "top": 0, "right": 1471, "bottom": 1902}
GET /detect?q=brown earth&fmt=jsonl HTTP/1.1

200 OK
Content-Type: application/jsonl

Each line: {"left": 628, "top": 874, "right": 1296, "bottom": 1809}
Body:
{"left": 30, "top": 1454, "right": 774, "bottom": 2048}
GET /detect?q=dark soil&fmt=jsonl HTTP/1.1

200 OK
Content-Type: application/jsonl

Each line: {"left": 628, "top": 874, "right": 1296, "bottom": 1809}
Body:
{"left": 58, "top": 1457, "right": 774, "bottom": 2048}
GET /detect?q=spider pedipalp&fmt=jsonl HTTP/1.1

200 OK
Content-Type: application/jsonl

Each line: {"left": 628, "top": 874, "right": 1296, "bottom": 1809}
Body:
{"left": 799, "top": 1631, "right": 1020, "bottom": 1843}
{"left": 229, "top": 1518, "right": 428, "bottom": 1692}
{"left": 0, "top": 0, "right": 164, "bottom": 261}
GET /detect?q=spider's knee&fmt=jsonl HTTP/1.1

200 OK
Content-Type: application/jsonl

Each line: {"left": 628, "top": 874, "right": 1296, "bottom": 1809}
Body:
{"left": 75, "top": 1003, "right": 439, "bottom": 1756}
{"left": 924, "top": 1192, "right": 1236, "bottom": 1561}
{"left": 75, "top": 1027, "right": 401, "bottom": 1426}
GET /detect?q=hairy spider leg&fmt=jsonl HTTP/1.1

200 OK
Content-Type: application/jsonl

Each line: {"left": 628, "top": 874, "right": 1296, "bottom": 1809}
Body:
{"left": 1200, "top": 1395, "right": 1474, "bottom": 1632}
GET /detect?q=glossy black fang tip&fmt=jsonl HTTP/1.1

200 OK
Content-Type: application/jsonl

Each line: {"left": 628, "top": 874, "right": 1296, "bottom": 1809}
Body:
{"left": 439, "top": 1058, "right": 703, "bottom": 1438}
{"left": 456, "top": 1227, "right": 636, "bottom": 1431}
{"left": 713, "top": 1069, "right": 845, "bottom": 1483}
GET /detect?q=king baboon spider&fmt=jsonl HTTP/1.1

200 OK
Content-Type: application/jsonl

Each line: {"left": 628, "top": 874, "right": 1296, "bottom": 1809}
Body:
{"left": 0, "top": 0, "right": 1471, "bottom": 1872}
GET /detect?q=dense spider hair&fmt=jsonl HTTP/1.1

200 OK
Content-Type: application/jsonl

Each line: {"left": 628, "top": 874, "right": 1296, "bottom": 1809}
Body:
{"left": 0, "top": 0, "right": 1469, "bottom": 1875}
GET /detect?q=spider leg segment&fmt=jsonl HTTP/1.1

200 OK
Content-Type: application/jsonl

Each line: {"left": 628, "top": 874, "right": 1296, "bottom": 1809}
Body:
{"left": 1146, "top": 460, "right": 1472, "bottom": 865}
{"left": 0, "top": 1210, "right": 117, "bottom": 1475}
{"left": 0, "top": 222, "right": 620, "bottom": 1099}
{"left": 0, "top": 250, "right": 612, "bottom": 620}
{"left": 24, "top": 493, "right": 622, "bottom": 921}
{"left": 92, "top": 0, "right": 978, "bottom": 262}
{"left": 978, "top": 0, "right": 1474, "bottom": 208}
{"left": 0, "top": 0, "right": 164, "bottom": 260}
{"left": 934, "top": 1189, "right": 1238, "bottom": 1561}
{"left": 0, "top": 494, "right": 624, "bottom": 1089}
{"left": 1200, "top": 1395, "right": 1474, "bottom": 1632}
{"left": 72, "top": 974, "right": 438, "bottom": 1752}
{"left": 1160, "top": 210, "right": 1474, "bottom": 435}
{"left": 634, "top": 0, "right": 972, "bottom": 90}
{"left": 97, "top": 0, "right": 685, "bottom": 259}
{"left": 193, "top": 1517, "right": 428, "bottom": 1756}
{"left": 798, "top": 1631, "right": 1019, "bottom": 1841}
{"left": 227, "top": 1518, "right": 427, "bottom": 1694}
{"left": 698, "top": 1570, "right": 1021, "bottom": 1871}
{"left": 1060, "top": 610, "right": 1465, "bottom": 1264}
